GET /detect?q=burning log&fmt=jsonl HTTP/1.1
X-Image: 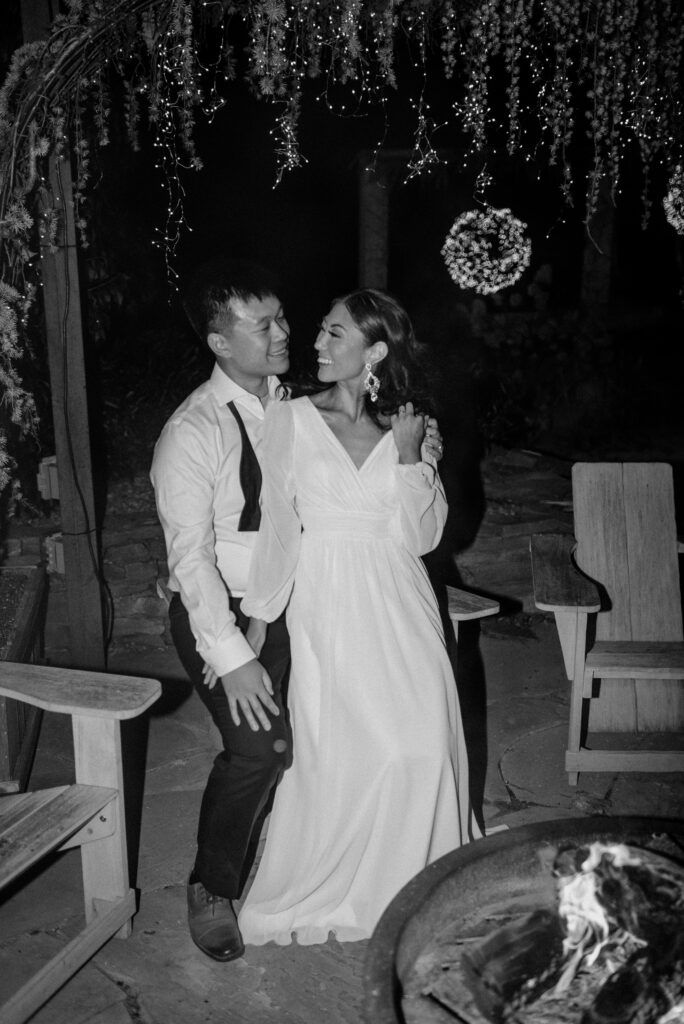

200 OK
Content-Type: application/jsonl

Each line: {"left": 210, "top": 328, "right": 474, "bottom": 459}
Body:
{"left": 552, "top": 843, "right": 684, "bottom": 1013}
{"left": 581, "top": 930, "right": 684, "bottom": 1024}
{"left": 416, "top": 842, "right": 684, "bottom": 1024}
{"left": 459, "top": 909, "right": 565, "bottom": 1021}
{"left": 554, "top": 843, "right": 684, "bottom": 947}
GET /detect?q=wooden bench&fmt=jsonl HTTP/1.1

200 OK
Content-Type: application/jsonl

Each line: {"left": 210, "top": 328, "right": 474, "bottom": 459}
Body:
{"left": 0, "top": 662, "right": 161, "bottom": 1024}
{"left": 446, "top": 584, "right": 500, "bottom": 642}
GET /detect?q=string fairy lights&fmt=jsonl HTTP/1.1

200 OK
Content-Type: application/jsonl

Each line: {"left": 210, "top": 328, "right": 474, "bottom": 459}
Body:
{"left": 441, "top": 206, "right": 532, "bottom": 295}
{"left": 0, "top": 0, "right": 683, "bottom": 489}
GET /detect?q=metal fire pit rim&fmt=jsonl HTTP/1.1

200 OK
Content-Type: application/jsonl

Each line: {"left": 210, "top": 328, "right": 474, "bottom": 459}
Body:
{"left": 362, "top": 813, "right": 684, "bottom": 1024}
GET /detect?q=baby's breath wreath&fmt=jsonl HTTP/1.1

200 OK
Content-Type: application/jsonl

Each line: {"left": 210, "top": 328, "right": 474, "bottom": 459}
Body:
{"left": 441, "top": 207, "right": 532, "bottom": 295}
{"left": 663, "top": 167, "right": 684, "bottom": 235}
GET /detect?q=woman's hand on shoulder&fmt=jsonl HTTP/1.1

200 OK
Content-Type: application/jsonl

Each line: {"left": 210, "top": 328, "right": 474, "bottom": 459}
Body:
{"left": 391, "top": 402, "right": 425, "bottom": 464}
{"left": 422, "top": 417, "right": 444, "bottom": 463}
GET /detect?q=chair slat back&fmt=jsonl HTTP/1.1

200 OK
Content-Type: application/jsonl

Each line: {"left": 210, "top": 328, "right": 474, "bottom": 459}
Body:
{"left": 573, "top": 463, "right": 682, "bottom": 642}
{"left": 573, "top": 463, "right": 630, "bottom": 641}
{"left": 573, "top": 462, "right": 683, "bottom": 732}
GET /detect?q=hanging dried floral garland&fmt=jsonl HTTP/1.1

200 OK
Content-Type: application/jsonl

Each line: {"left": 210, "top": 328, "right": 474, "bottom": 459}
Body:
{"left": 0, "top": 0, "right": 683, "bottom": 489}
{"left": 663, "top": 167, "right": 684, "bottom": 236}
{"left": 441, "top": 207, "right": 532, "bottom": 295}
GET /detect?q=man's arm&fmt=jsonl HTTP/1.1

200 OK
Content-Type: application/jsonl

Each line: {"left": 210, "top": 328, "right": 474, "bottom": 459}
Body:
{"left": 150, "top": 419, "right": 256, "bottom": 675}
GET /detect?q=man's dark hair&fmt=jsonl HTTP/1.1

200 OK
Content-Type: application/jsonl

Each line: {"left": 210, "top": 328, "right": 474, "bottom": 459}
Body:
{"left": 182, "top": 258, "right": 281, "bottom": 341}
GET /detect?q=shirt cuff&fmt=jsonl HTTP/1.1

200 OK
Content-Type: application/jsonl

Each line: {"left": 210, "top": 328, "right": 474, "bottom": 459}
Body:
{"left": 396, "top": 461, "right": 436, "bottom": 487}
{"left": 204, "top": 631, "right": 256, "bottom": 677}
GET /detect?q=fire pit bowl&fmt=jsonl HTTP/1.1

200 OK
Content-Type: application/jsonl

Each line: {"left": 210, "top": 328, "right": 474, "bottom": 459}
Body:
{"left": 362, "top": 815, "right": 684, "bottom": 1024}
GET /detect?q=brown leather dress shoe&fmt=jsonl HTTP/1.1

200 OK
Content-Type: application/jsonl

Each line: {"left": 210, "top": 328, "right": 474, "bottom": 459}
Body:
{"left": 187, "top": 881, "right": 245, "bottom": 962}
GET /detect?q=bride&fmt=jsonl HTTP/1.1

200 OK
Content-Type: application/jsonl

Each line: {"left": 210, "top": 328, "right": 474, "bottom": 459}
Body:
{"left": 238, "top": 287, "right": 481, "bottom": 945}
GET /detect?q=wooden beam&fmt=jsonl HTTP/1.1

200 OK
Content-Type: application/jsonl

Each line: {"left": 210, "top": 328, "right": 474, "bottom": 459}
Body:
{"left": 580, "top": 179, "right": 616, "bottom": 308}
{"left": 358, "top": 156, "right": 390, "bottom": 289}
{"left": 20, "top": 0, "right": 105, "bottom": 669}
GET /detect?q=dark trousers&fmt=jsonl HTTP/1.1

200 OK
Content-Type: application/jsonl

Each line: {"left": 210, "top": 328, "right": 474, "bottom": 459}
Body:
{"left": 169, "top": 594, "right": 291, "bottom": 899}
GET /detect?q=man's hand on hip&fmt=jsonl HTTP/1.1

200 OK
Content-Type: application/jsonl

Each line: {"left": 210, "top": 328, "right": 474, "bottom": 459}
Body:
{"left": 220, "top": 658, "right": 279, "bottom": 731}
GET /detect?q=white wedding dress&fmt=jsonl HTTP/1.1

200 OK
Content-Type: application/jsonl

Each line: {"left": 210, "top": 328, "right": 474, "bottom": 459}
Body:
{"left": 239, "top": 396, "right": 480, "bottom": 945}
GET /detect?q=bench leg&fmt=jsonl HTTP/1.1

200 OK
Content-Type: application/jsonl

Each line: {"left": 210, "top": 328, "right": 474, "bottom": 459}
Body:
{"left": 72, "top": 715, "right": 133, "bottom": 938}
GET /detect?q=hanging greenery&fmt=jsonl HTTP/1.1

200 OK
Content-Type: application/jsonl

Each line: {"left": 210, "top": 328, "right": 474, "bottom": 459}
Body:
{"left": 0, "top": 0, "right": 683, "bottom": 490}
{"left": 663, "top": 166, "right": 684, "bottom": 235}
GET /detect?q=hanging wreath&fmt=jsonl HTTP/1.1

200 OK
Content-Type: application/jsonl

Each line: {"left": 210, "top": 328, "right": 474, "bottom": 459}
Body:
{"left": 663, "top": 167, "right": 684, "bottom": 235}
{"left": 441, "top": 206, "right": 532, "bottom": 295}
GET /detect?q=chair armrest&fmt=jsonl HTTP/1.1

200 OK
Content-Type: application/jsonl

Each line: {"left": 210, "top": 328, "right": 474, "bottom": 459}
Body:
{"left": 530, "top": 533, "right": 600, "bottom": 613}
{"left": 0, "top": 663, "right": 161, "bottom": 720}
{"left": 446, "top": 585, "right": 499, "bottom": 623}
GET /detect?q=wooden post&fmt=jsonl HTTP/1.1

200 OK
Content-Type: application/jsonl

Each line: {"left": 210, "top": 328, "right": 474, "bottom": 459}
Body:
{"left": 357, "top": 148, "right": 456, "bottom": 290}
{"left": 580, "top": 180, "right": 616, "bottom": 308}
{"left": 21, "top": 0, "right": 105, "bottom": 669}
{"left": 358, "top": 154, "right": 390, "bottom": 289}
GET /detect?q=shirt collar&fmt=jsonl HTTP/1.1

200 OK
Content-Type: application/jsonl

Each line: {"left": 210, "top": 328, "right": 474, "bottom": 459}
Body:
{"left": 209, "top": 363, "right": 281, "bottom": 412}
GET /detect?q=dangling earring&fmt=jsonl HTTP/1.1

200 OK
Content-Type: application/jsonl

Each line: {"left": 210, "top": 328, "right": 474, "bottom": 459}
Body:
{"left": 363, "top": 362, "right": 380, "bottom": 402}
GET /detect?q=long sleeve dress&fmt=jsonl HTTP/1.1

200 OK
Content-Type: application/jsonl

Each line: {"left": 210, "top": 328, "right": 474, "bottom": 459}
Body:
{"left": 238, "top": 396, "right": 480, "bottom": 945}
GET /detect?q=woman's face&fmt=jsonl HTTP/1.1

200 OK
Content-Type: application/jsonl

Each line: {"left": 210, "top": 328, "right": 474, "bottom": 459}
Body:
{"left": 314, "top": 301, "right": 370, "bottom": 385}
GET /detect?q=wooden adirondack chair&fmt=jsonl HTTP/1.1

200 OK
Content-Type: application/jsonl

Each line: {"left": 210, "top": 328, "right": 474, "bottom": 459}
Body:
{"left": 0, "top": 662, "right": 161, "bottom": 1024}
{"left": 530, "top": 462, "right": 684, "bottom": 785}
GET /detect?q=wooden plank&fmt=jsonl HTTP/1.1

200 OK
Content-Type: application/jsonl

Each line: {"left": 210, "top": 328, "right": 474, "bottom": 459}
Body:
{"left": 623, "top": 464, "right": 682, "bottom": 639}
{"left": 573, "top": 464, "right": 631, "bottom": 637}
{"left": 0, "top": 786, "right": 68, "bottom": 829}
{"left": 446, "top": 586, "right": 499, "bottom": 622}
{"left": 623, "top": 464, "right": 684, "bottom": 729}
{"left": 0, "top": 662, "right": 161, "bottom": 719}
{"left": 530, "top": 533, "right": 601, "bottom": 611}
{"left": 587, "top": 640, "right": 684, "bottom": 675}
{"left": 0, "top": 784, "right": 116, "bottom": 888}
{"left": 566, "top": 749, "right": 684, "bottom": 773}
{"left": 0, "top": 889, "right": 136, "bottom": 1024}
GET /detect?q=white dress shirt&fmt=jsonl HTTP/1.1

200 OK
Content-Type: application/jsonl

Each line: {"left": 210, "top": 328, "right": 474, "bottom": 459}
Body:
{"left": 150, "top": 363, "right": 283, "bottom": 677}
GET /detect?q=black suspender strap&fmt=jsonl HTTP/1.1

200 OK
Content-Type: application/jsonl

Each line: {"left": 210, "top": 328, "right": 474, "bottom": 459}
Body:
{"left": 227, "top": 401, "right": 262, "bottom": 532}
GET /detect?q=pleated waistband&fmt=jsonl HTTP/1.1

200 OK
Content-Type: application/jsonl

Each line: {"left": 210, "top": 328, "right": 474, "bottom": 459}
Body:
{"left": 301, "top": 511, "right": 392, "bottom": 537}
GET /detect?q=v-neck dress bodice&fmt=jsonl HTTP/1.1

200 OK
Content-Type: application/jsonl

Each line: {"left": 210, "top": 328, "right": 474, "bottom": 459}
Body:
{"left": 239, "top": 397, "right": 480, "bottom": 945}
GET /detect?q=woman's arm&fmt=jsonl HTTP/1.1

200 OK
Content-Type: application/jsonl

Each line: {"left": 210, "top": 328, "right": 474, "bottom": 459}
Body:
{"left": 390, "top": 402, "right": 448, "bottom": 555}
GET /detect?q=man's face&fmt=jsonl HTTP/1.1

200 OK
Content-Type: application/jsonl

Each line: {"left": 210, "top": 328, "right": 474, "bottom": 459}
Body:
{"left": 213, "top": 293, "right": 290, "bottom": 392}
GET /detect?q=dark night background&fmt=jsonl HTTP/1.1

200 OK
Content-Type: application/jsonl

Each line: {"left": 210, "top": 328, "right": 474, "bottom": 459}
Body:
{"left": 2, "top": 4, "right": 683, "bottom": 502}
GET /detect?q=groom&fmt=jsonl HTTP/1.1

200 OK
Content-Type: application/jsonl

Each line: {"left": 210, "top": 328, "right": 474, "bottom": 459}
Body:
{"left": 150, "top": 258, "right": 292, "bottom": 962}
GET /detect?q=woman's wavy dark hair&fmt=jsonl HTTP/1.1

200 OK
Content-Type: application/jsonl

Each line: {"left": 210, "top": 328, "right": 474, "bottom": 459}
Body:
{"left": 338, "top": 288, "right": 436, "bottom": 427}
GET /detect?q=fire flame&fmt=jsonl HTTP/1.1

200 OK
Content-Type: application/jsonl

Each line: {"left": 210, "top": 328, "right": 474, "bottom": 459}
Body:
{"left": 553, "top": 843, "right": 647, "bottom": 994}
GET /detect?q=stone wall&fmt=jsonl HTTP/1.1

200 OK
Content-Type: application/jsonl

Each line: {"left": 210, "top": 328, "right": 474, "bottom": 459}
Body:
{"left": 2, "top": 474, "right": 172, "bottom": 660}
{"left": 101, "top": 516, "right": 170, "bottom": 653}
